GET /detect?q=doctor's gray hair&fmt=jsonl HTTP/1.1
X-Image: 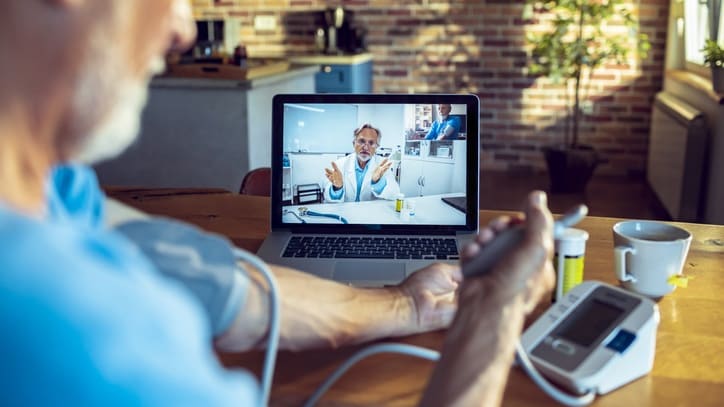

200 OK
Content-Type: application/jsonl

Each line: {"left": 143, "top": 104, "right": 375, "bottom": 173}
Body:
{"left": 353, "top": 123, "right": 381, "bottom": 141}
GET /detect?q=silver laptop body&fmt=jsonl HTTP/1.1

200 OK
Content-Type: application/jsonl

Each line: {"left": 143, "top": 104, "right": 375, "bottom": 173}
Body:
{"left": 257, "top": 94, "right": 480, "bottom": 286}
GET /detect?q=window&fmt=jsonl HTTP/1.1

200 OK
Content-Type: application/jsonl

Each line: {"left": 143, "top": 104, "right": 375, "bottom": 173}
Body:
{"left": 684, "top": 0, "right": 723, "bottom": 68}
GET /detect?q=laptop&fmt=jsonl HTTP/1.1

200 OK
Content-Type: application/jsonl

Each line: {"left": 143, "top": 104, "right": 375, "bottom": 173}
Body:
{"left": 257, "top": 94, "right": 480, "bottom": 286}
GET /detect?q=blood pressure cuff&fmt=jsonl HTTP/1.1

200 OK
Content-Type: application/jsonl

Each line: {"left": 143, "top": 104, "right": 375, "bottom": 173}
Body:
{"left": 114, "top": 218, "right": 249, "bottom": 337}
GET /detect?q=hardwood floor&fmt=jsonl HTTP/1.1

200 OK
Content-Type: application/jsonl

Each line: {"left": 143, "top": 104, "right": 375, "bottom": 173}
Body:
{"left": 479, "top": 172, "right": 670, "bottom": 221}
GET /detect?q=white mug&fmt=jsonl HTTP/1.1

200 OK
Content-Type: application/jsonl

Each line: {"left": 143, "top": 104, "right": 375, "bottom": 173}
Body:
{"left": 613, "top": 221, "right": 692, "bottom": 298}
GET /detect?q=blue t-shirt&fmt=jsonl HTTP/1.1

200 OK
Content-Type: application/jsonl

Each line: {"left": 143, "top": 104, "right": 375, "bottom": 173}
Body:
{"left": 425, "top": 116, "right": 461, "bottom": 140}
{"left": 0, "top": 165, "right": 259, "bottom": 405}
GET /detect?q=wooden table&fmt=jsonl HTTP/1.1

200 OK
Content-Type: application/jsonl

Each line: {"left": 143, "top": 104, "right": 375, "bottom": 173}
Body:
{"left": 108, "top": 188, "right": 724, "bottom": 407}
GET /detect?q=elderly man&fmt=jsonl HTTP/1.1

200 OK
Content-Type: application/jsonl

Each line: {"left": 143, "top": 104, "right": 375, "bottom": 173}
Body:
{"left": 425, "top": 103, "right": 462, "bottom": 140}
{"left": 324, "top": 123, "right": 400, "bottom": 202}
{"left": 0, "top": 1, "right": 555, "bottom": 406}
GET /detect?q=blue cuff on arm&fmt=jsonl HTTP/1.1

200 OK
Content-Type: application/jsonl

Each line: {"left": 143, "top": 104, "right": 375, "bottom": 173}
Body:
{"left": 329, "top": 184, "right": 344, "bottom": 200}
{"left": 114, "top": 218, "right": 249, "bottom": 336}
{"left": 371, "top": 176, "right": 387, "bottom": 194}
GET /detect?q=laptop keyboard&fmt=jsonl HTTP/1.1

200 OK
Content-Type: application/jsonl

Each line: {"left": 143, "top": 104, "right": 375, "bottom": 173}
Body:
{"left": 282, "top": 236, "right": 460, "bottom": 260}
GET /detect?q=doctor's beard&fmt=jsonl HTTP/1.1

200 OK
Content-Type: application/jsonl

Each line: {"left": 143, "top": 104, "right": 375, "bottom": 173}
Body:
{"left": 357, "top": 151, "right": 372, "bottom": 163}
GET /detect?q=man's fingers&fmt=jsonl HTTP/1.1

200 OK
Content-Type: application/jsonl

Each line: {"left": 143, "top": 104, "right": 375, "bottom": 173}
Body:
{"left": 461, "top": 243, "right": 480, "bottom": 263}
{"left": 523, "top": 191, "right": 553, "bottom": 245}
{"left": 488, "top": 216, "right": 512, "bottom": 233}
{"left": 331, "top": 162, "right": 341, "bottom": 173}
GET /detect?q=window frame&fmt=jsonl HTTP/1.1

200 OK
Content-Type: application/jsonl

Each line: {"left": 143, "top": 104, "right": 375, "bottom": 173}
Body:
{"left": 683, "top": 0, "right": 722, "bottom": 75}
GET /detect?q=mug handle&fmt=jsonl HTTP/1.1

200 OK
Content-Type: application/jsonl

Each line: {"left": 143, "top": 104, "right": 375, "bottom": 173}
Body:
{"left": 614, "top": 246, "right": 637, "bottom": 283}
{"left": 613, "top": 246, "right": 636, "bottom": 283}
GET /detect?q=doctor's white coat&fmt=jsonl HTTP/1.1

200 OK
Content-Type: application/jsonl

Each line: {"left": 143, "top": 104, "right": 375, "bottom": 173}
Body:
{"left": 323, "top": 154, "right": 400, "bottom": 203}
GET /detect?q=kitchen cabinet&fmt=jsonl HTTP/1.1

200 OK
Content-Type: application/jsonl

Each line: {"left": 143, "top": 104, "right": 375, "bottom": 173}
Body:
{"left": 400, "top": 158, "right": 454, "bottom": 197}
{"left": 93, "top": 65, "right": 317, "bottom": 191}
{"left": 289, "top": 53, "right": 373, "bottom": 93}
{"left": 399, "top": 140, "right": 467, "bottom": 197}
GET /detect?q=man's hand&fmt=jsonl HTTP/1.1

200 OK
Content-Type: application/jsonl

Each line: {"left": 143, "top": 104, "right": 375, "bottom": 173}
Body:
{"left": 371, "top": 158, "right": 392, "bottom": 183}
{"left": 324, "top": 162, "right": 343, "bottom": 189}
{"left": 460, "top": 191, "right": 555, "bottom": 314}
{"left": 420, "top": 191, "right": 554, "bottom": 407}
{"left": 396, "top": 263, "right": 462, "bottom": 335}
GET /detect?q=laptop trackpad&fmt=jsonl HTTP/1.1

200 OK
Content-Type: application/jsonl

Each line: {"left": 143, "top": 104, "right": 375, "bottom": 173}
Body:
{"left": 333, "top": 261, "right": 405, "bottom": 283}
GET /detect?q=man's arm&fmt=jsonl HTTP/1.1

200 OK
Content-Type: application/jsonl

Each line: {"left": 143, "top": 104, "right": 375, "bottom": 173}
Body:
{"left": 215, "top": 262, "right": 461, "bottom": 352}
{"left": 425, "top": 122, "right": 440, "bottom": 140}
{"left": 437, "top": 117, "right": 461, "bottom": 140}
{"left": 327, "top": 183, "right": 344, "bottom": 201}
{"left": 420, "top": 191, "right": 555, "bottom": 406}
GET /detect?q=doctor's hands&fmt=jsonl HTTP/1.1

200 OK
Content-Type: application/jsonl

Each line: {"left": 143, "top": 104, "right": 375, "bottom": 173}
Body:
{"left": 460, "top": 191, "right": 555, "bottom": 315}
{"left": 371, "top": 158, "right": 392, "bottom": 183}
{"left": 394, "top": 263, "right": 463, "bottom": 335}
{"left": 324, "top": 162, "right": 343, "bottom": 190}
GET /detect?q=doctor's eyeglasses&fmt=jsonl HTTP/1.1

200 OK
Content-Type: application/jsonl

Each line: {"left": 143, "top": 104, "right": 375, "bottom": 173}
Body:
{"left": 354, "top": 138, "right": 378, "bottom": 148}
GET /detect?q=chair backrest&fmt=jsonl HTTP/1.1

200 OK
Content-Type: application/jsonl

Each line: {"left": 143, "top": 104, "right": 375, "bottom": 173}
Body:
{"left": 239, "top": 167, "right": 271, "bottom": 196}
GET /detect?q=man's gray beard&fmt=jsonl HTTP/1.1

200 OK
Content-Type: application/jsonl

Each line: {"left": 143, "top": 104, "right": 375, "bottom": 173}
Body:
{"left": 73, "top": 81, "right": 149, "bottom": 165}
{"left": 357, "top": 152, "right": 371, "bottom": 162}
{"left": 69, "top": 25, "right": 163, "bottom": 165}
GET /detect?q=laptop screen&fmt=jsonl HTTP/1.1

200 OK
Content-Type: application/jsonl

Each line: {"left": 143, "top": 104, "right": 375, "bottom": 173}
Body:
{"left": 271, "top": 94, "right": 479, "bottom": 233}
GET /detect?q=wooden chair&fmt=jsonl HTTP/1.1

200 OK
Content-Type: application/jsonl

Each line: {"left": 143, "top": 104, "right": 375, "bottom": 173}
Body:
{"left": 239, "top": 167, "right": 271, "bottom": 196}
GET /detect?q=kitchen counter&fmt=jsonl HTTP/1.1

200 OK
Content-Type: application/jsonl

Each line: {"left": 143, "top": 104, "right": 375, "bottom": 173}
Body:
{"left": 288, "top": 52, "right": 373, "bottom": 93}
{"left": 288, "top": 52, "right": 373, "bottom": 65}
{"left": 153, "top": 63, "right": 319, "bottom": 90}
{"left": 93, "top": 64, "right": 316, "bottom": 191}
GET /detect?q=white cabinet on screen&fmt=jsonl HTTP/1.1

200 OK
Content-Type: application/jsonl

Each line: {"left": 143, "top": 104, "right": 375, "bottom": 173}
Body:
{"left": 399, "top": 158, "right": 452, "bottom": 197}
{"left": 399, "top": 140, "right": 466, "bottom": 197}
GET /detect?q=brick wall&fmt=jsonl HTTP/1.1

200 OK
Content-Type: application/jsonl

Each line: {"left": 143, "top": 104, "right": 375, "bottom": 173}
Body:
{"left": 192, "top": 0, "right": 670, "bottom": 177}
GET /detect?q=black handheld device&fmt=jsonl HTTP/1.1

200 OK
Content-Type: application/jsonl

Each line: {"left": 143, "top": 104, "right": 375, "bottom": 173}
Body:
{"left": 461, "top": 205, "right": 588, "bottom": 278}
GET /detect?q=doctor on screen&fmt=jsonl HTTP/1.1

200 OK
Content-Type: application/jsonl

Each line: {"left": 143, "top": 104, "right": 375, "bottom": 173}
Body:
{"left": 323, "top": 123, "right": 400, "bottom": 203}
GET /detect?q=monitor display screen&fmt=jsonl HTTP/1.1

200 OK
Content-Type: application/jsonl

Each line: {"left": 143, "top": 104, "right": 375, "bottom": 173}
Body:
{"left": 278, "top": 101, "right": 470, "bottom": 226}
{"left": 558, "top": 299, "right": 625, "bottom": 347}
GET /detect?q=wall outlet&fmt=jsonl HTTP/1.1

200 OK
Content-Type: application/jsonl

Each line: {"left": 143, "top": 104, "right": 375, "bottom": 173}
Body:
{"left": 254, "top": 15, "right": 277, "bottom": 31}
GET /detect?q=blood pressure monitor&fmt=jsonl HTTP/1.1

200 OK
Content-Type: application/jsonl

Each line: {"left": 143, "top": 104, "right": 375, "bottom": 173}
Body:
{"left": 521, "top": 281, "right": 660, "bottom": 395}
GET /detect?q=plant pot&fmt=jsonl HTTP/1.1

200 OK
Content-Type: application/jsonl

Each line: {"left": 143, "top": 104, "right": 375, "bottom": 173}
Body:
{"left": 711, "top": 67, "right": 724, "bottom": 94}
{"left": 543, "top": 145, "right": 601, "bottom": 194}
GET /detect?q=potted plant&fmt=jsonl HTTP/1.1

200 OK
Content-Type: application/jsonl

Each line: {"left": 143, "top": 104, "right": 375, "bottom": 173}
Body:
{"left": 702, "top": 39, "right": 724, "bottom": 93}
{"left": 524, "top": 0, "right": 650, "bottom": 193}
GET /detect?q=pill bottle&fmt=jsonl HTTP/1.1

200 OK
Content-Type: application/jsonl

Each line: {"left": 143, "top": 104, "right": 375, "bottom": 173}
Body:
{"left": 395, "top": 194, "right": 405, "bottom": 212}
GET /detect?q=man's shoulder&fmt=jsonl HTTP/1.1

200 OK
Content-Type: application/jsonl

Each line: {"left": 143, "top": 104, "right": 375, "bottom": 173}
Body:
{"left": 0, "top": 212, "right": 82, "bottom": 270}
{"left": 0, "top": 212, "right": 258, "bottom": 406}
{"left": 337, "top": 154, "right": 354, "bottom": 169}
{"left": 0, "top": 210, "right": 153, "bottom": 301}
{"left": 1, "top": 210, "right": 102, "bottom": 258}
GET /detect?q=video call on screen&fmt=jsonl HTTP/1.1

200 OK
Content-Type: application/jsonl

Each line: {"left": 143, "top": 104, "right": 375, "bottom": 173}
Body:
{"left": 280, "top": 103, "right": 469, "bottom": 226}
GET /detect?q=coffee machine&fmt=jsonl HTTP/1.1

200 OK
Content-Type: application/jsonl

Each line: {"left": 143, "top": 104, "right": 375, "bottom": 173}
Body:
{"left": 316, "top": 7, "right": 366, "bottom": 55}
{"left": 193, "top": 20, "right": 226, "bottom": 62}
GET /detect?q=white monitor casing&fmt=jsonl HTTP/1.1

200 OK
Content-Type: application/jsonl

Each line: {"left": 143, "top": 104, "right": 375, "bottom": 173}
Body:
{"left": 521, "top": 281, "right": 660, "bottom": 395}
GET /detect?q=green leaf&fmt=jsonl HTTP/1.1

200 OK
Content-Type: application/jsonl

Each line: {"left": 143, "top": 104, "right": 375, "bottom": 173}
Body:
{"left": 524, "top": 0, "right": 650, "bottom": 147}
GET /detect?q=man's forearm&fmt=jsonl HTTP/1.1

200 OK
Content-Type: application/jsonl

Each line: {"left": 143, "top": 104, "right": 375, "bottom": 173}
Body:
{"left": 215, "top": 265, "right": 412, "bottom": 352}
{"left": 420, "top": 290, "right": 526, "bottom": 407}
